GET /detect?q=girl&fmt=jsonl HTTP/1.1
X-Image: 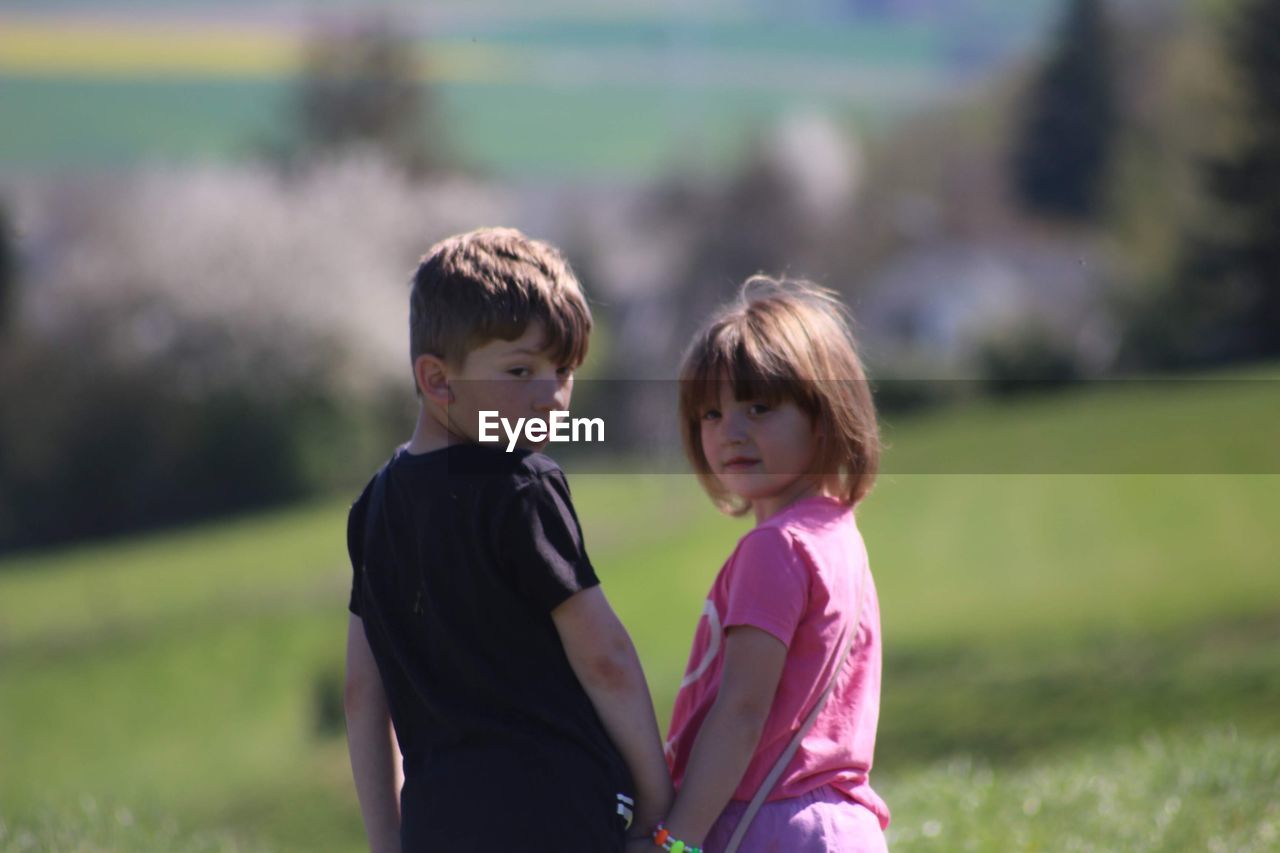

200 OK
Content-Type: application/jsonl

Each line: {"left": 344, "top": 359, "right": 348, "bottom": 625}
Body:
{"left": 646, "top": 277, "right": 889, "bottom": 852}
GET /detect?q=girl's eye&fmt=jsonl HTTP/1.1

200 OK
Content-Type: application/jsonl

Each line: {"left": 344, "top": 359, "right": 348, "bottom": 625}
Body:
{"left": 701, "top": 409, "right": 721, "bottom": 421}
{"left": 507, "top": 367, "right": 531, "bottom": 378}
{"left": 748, "top": 402, "right": 771, "bottom": 416}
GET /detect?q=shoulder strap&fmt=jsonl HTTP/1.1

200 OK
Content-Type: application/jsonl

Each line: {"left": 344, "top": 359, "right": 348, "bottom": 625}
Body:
{"left": 722, "top": 562, "right": 868, "bottom": 853}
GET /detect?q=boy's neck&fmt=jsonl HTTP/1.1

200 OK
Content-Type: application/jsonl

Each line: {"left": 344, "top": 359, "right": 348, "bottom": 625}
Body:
{"left": 405, "top": 404, "right": 462, "bottom": 456}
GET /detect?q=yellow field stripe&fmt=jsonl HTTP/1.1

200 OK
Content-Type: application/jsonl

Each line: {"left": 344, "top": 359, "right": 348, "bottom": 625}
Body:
{"left": 0, "top": 21, "right": 300, "bottom": 78}
{"left": 0, "top": 20, "right": 516, "bottom": 82}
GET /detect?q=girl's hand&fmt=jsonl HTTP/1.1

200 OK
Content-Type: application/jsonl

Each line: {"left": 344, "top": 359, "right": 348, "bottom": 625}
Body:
{"left": 661, "top": 625, "right": 787, "bottom": 845}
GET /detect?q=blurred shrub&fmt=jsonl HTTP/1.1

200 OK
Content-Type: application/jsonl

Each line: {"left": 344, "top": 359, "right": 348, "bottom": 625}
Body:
{"left": 311, "top": 665, "right": 346, "bottom": 738}
{"left": 977, "top": 324, "right": 1081, "bottom": 396}
{"left": 871, "top": 377, "right": 970, "bottom": 415}
{"left": 0, "top": 156, "right": 505, "bottom": 554}
{"left": 0, "top": 328, "right": 404, "bottom": 553}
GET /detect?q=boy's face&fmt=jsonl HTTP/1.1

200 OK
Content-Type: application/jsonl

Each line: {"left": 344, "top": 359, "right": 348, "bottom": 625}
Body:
{"left": 443, "top": 321, "right": 576, "bottom": 450}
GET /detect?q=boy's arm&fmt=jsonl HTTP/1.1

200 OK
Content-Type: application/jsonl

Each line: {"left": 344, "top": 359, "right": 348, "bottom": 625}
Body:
{"left": 344, "top": 614, "right": 402, "bottom": 853}
{"left": 552, "top": 586, "right": 674, "bottom": 838}
{"left": 660, "top": 625, "right": 788, "bottom": 847}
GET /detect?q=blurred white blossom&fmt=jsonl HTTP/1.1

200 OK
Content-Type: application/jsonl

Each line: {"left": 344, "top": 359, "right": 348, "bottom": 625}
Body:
{"left": 17, "top": 153, "right": 518, "bottom": 397}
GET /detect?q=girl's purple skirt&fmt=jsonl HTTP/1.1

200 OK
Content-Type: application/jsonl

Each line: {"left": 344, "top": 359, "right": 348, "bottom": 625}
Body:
{"left": 703, "top": 786, "right": 888, "bottom": 853}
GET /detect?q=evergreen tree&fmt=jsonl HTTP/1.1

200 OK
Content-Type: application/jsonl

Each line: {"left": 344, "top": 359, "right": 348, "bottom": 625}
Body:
{"left": 1198, "top": 0, "right": 1280, "bottom": 357}
{"left": 1012, "top": 0, "right": 1120, "bottom": 220}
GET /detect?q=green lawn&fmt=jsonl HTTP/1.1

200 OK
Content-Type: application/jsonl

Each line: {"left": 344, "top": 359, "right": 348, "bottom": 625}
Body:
{"left": 1, "top": 373, "right": 1278, "bottom": 850}
{"left": 884, "top": 727, "right": 1280, "bottom": 850}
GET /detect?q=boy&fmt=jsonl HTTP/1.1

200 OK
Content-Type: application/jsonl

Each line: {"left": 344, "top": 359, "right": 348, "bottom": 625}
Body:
{"left": 343, "top": 227, "right": 672, "bottom": 851}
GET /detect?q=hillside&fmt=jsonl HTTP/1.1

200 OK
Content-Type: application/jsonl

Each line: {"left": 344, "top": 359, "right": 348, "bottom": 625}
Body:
{"left": 1, "top": 370, "right": 1277, "bottom": 849}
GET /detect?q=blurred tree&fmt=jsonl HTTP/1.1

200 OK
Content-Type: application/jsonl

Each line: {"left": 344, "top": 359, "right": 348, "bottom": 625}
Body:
{"left": 1191, "top": 0, "right": 1280, "bottom": 357}
{"left": 288, "top": 15, "right": 447, "bottom": 174}
{"left": 1012, "top": 0, "right": 1120, "bottom": 221}
{"left": 658, "top": 148, "right": 812, "bottom": 366}
{"left": 0, "top": 199, "right": 13, "bottom": 333}
{"left": 665, "top": 123, "right": 854, "bottom": 334}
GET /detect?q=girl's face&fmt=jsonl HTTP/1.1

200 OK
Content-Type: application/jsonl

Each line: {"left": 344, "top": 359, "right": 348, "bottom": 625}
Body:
{"left": 698, "top": 384, "right": 825, "bottom": 522}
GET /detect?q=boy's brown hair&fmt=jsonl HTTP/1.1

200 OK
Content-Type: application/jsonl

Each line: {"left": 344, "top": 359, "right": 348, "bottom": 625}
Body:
{"left": 409, "top": 227, "right": 590, "bottom": 372}
{"left": 678, "top": 276, "right": 881, "bottom": 515}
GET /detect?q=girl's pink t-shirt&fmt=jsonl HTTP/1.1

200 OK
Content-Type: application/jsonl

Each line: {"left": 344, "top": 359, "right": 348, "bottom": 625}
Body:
{"left": 665, "top": 495, "right": 890, "bottom": 829}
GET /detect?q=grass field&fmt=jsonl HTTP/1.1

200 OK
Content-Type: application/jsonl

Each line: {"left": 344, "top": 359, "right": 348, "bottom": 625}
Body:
{"left": 1, "top": 372, "right": 1278, "bottom": 850}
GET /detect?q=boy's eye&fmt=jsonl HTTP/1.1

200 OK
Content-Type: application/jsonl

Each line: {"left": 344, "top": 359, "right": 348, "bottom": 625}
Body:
{"left": 556, "top": 366, "right": 574, "bottom": 379}
{"left": 507, "top": 367, "right": 531, "bottom": 378}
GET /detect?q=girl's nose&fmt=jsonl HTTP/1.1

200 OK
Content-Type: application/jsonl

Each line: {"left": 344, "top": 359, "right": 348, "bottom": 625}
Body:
{"left": 721, "top": 409, "right": 749, "bottom": 444}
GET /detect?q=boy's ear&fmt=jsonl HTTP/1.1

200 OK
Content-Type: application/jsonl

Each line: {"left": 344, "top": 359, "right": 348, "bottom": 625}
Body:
{"left": 414, "top": 354, "right": 453, "bottom": 406}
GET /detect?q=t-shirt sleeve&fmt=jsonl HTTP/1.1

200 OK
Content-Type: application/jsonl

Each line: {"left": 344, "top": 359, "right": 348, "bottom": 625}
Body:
{"left": 346, "top": 481, "right": 372, "bottom": 616}
{"left": 497, "top": 469, "right": 600, "bottom": 612}
{"left": 723, "top": 527, "right": 810, "bottom": 648}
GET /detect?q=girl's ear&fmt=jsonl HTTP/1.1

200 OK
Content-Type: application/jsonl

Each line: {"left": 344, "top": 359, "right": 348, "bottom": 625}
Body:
{"left": 414, "top": 354, "right": 453, "bottom": 406}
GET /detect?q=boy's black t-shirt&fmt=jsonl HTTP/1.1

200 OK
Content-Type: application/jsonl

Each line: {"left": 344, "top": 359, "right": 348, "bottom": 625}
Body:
{"left": 347, "top": 443, "right": 633, "bottom": 851}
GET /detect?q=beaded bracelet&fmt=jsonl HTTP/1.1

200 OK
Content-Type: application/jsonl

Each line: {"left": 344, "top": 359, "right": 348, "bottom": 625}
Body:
{"left": 652, "top": 824, "right": 702, "bottom": 853}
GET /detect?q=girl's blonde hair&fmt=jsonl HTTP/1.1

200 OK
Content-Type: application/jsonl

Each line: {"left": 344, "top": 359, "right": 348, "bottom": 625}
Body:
{"left": 678, "top": 276, "right": 880, "bottom": 515}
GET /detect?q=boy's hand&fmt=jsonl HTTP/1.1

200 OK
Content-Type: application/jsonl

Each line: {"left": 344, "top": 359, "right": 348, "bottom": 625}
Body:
{"left": 552, "top": 587, "right": 674, "bottom": 839}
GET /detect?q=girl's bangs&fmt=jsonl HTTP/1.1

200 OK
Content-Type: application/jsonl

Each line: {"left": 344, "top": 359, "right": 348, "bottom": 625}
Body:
{"left": 680, "top": 324, "right": 800, "bottom": 415}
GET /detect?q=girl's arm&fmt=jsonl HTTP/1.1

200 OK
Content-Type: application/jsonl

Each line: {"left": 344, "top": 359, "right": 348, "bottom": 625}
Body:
{"left": 661, "top": 625, "right": 788, "bottom": 847}
{"left": 344, "top": 614, "right": 402, "bottom": 853}
{"left": 552, "top": 586, "right": 674, "bottom": 837}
